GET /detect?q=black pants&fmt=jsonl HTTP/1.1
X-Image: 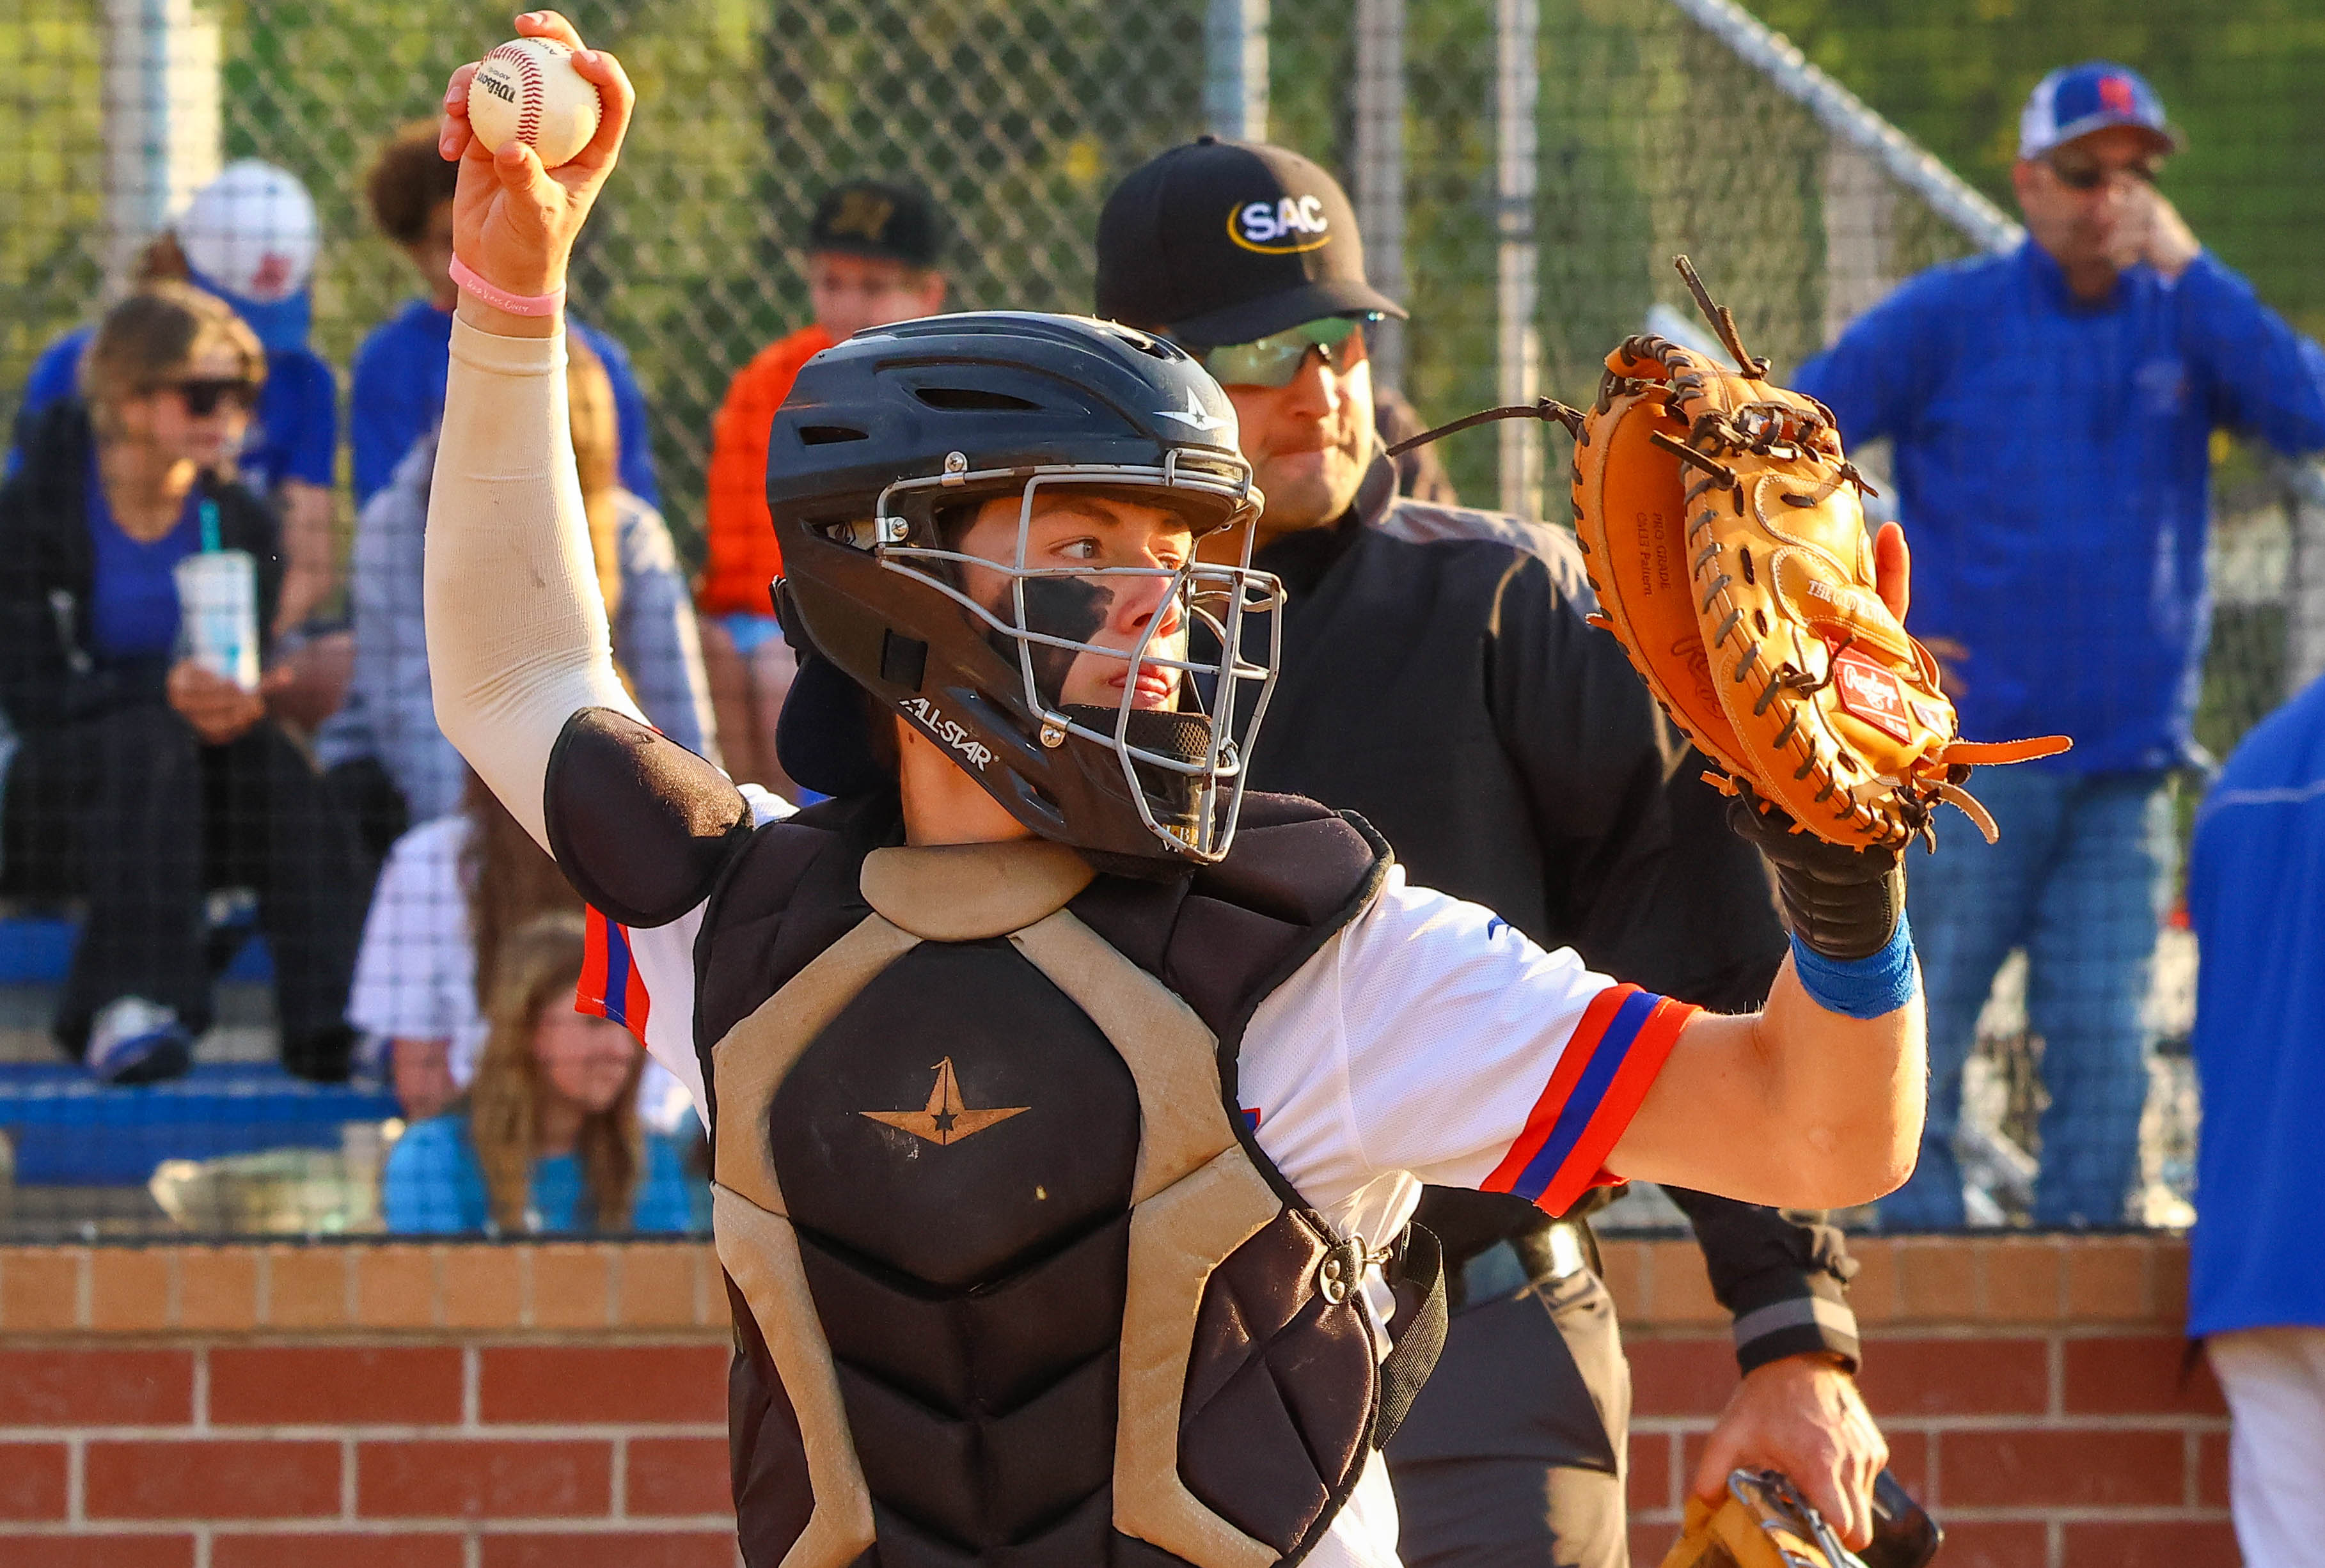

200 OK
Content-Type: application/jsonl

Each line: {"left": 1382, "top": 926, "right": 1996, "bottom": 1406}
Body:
{"left": 2, "top": 703, "right": 371, "bottom": 1078}
{"left": 1387, "top": 1267, "right": 1632, "bottom": 1568}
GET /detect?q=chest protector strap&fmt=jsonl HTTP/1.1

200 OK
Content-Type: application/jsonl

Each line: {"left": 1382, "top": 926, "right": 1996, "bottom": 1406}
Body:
{"left": 710, "top": 835, "right": 1366, "bottom": 1568}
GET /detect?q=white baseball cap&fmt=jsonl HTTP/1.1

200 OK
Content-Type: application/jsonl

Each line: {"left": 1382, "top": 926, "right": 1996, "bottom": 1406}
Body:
{"left": 174, "top": 161, "right": 320, "bottom": 352}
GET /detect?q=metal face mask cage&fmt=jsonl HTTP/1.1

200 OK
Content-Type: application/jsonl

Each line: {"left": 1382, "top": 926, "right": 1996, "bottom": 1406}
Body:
{"left": 862, "top": 453, "right": 1284, "bottom": 862}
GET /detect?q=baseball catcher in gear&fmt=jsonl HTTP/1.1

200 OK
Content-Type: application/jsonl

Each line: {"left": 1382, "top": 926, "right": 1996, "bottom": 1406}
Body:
{"left": 1392, "top": 258, "right": 2070, "bottom": 851}
{"left": 766, "top": 311, "right": 1283, "bottom": 867}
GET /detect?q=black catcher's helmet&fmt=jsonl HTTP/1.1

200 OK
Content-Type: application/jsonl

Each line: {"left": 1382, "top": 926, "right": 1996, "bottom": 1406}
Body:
{"left": 768, "top": 311, "right": 1283, "bottom": 865}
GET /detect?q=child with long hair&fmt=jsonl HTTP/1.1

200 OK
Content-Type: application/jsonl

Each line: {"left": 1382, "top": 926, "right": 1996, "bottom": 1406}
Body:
{"left": 344, "top": 334, "right": 706, "bottom": 1123}
{"left": 381, "top": 913, "right": 695, "bottom": 1234}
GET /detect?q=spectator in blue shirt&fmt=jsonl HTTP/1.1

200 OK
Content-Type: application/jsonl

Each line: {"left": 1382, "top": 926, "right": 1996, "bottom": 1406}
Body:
{"left": 382, "top": 913, "right": 698, "bottom": 1235}
{"left": 2186, "top": 674, "right": 2325, "bottom": 1563}
{"left": 349, "top": 122, "right": 656, "bottom": 512}
{"left": 10, "top": 163, "right": 341, "bottom": 636}
{"left": 0, "top": 285, "right": 369, "bottom": 1085}
{"left": 1795, "top": 63, "right": 2325, "bottom": 1228}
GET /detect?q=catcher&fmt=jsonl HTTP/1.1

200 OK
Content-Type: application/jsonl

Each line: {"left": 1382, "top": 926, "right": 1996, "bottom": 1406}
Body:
{"left": 427, "top": 17, "right": 1925, "bottom": 1567}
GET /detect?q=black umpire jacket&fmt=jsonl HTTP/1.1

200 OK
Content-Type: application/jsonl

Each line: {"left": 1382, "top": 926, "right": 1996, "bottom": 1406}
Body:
{"left": 1245, "top": 453, "right": 1859, "bottom": 1378}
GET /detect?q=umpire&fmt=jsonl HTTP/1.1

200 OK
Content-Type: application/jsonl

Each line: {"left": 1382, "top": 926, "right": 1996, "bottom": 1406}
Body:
{"left": 1095, "top": 137, "right": 1888, "bottom": 1563}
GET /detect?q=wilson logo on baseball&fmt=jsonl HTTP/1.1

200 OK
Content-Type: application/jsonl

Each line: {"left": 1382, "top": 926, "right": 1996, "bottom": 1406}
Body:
{"left": 1228, "top": 196, "right": 1330, "bottom": 254}
{"left": 467, "top": 36, "right": 603, "bottom": 171}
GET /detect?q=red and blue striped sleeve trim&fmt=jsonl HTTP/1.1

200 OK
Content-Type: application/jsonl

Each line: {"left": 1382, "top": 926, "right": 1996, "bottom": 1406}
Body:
{"left": 1481, "top": 983, "right": 1697, "bottom": 1216}
{"left": 577, "top": 907, "right": 652, "bottom": 1041}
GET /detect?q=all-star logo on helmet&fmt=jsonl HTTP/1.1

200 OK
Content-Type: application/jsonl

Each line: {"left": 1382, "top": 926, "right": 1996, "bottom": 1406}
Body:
{"left": 1154, "top": 388, "right": 1229, "bottom": 434}
{"left": 766, "top": 311, "right": 1284, "bottom": 866}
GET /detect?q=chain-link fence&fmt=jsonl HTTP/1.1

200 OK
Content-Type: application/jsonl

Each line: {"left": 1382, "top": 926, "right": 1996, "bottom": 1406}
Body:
{"left": 3, "top": 0, "right": 2319, "bottom": 1237}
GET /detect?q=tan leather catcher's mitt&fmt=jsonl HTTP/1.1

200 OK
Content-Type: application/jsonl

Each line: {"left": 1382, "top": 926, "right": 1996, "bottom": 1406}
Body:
{"left": 1659, "top": 1471, "right": 1855, "bottom": 1568}
{"left": 1570, "top": 259, "right": 2069, "bottom": 849}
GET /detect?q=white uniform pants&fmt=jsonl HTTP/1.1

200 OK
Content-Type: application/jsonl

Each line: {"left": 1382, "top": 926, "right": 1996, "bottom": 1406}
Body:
{"left": 2209, "top": 1326, "right": 2325, "bottom": 1568}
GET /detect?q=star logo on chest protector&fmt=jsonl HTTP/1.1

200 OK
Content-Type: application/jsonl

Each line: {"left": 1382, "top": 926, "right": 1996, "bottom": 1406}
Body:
{"left": 860, "top": 1058, "right": 1029, "bottom": 1147}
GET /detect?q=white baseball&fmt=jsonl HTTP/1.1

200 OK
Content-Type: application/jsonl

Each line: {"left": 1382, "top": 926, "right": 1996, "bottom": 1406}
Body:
{"left": 466, "top": 37, "right": 602, "bottom": 170}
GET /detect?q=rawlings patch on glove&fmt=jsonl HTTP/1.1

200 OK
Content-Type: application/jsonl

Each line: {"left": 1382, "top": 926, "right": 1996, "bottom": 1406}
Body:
{"left": 1567, "top": 258, "right": 2068, "bottom": 849}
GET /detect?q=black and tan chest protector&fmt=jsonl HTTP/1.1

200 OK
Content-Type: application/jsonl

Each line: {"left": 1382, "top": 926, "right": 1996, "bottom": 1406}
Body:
{"left": 689, "top": 793, "right": 1437, "bottom": 1568}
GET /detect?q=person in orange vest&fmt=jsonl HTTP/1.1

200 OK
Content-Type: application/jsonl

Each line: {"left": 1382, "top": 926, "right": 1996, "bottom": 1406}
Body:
{"left": 697, "top": 179, "right": 949, "bottom": 796}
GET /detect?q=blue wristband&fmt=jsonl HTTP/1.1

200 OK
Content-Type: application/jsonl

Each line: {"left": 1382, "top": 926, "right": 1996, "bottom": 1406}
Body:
{"left": 1790, "top": 913, "right": 1918, "bottom": 1020}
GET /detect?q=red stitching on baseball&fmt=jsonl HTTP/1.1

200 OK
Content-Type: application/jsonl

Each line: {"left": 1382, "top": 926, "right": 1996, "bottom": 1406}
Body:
{"left": 485, "top": 41, "right": 546, "bottom": 147}
{"left": 516, "top": 48, "right": 544, "bottom": 145}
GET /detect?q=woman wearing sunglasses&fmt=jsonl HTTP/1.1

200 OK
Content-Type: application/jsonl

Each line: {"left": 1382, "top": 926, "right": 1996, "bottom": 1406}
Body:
{"left": 0, "top": 281, "right": 373, "bottom": 1085}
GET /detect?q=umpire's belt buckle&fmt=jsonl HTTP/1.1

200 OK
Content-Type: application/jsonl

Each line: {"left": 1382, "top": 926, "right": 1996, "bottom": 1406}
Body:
{"left": 1545, "top": 1219, "right": 1588, "bottom": 1282}
{"left": 1461, "top": 1223, "right": 1589, "bottom": 1306}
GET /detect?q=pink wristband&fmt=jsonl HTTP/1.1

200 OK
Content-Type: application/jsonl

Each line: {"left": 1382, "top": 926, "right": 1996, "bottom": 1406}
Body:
{"left": 450, "top": 256, "right": 565, "bottom": 317}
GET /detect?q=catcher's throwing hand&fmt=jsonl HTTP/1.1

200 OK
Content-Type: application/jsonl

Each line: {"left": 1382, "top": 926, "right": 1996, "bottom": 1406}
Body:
{"left": 1689, "top": 1356, "right": 1888, "bottom": 1551}
{"left": 437, "top": 11, "right": 636, "bottom": 308}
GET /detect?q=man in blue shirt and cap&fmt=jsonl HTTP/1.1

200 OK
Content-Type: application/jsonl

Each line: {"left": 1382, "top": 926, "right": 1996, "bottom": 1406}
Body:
{"left": 1796, "top": 63, "right": 2325, "bottom": 1228}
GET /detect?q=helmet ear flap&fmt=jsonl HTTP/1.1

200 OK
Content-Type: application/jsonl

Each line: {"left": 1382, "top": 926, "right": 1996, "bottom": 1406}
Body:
{"left": 770, "top": 576, "right": 904, "bottom": 797}
{"left": 775, "top": 653, "right": 895, "bottom": 799}
{"left": 771, "top": 577, "right": 822, "bottom": 662}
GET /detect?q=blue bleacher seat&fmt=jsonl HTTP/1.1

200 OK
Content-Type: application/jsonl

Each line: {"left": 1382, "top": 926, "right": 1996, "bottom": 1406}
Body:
{"left": 0, "top": 914, "right": 274, "bottom": 984}
{"left": 0, "top": 1062, "right": 397, "bottom": 1184}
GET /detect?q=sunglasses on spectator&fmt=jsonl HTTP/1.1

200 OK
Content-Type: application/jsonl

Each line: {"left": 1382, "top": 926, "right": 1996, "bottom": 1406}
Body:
{"left": 2045, "top": 152, "right": 2163, "bottom": 192}
{"left": 1194, "top": 315, "right": 1376, "bottom": 389}
{"left": 152, "top": 379, "right": 261, "bottom": 417}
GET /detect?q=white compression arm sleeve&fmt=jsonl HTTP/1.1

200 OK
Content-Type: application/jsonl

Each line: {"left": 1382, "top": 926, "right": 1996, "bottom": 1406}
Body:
{"left": 425, "top": 318, "right": 647, "bottom": 851}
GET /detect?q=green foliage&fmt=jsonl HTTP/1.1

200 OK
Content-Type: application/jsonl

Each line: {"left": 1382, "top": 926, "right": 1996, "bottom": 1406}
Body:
{"left": 9, "top": 0, "right": 2322, "bottom": 542}
{"left": 1258, "top": 0, "right": 2325, "bottom": 508}
{"left": 6, "top": 0, "right": 1204, "bottom": 558}
{"left": 1, "top": 1, "right": 106, "bottom": 416}
{"left": 1751, "top": 0, "right": 2325, "bottom": 340}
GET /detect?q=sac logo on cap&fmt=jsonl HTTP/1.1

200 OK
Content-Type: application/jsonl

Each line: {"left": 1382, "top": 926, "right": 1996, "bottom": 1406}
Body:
{"left": 2099, "top": 74, "right": 2137, "bottom": 114}
{"left": 1229, "top": 194, "right": 1330, "bottom": 255}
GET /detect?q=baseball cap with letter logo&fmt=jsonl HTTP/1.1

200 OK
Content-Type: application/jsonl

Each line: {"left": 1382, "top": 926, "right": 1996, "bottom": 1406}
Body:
{"left": 2018, "top": 61, "right": 2180, "bottom": 160}
{"left": 1095, "top": 137, "right": 1405, "bottom": 347}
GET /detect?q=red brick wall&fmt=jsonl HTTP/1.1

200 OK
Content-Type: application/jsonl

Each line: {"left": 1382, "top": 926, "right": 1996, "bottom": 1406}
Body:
{"left": 0, "top": 1341, "right": 736, "bottom": 1565}
{"left": 0, "top": 1235, "right": 2229, "bottom": 1568}
{"left": 0, "top": 1244, "right": 736, "bottom": 1566}
{"left": 1610, "top": 1234, "right": 2235, "bottom": 1568}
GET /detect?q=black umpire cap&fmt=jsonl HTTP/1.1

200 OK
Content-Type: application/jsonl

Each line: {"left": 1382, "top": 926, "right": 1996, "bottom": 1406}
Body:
{"left": 808, "top": 178, "right": 947, "bottom": 269}
{"left": 1095, "top": 136, "right": 1406, "bottom": 347}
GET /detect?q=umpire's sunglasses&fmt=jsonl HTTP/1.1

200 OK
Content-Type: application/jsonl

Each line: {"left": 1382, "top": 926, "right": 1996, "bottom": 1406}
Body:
{"left": 1192, "top": 315, "right": 1376, "bottom": 389}
{"left": 153, "top": 378, "right": 262, "bottom": 417}
{"left": 2045, "top": 150, "right": 2163, "bottom": 192}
